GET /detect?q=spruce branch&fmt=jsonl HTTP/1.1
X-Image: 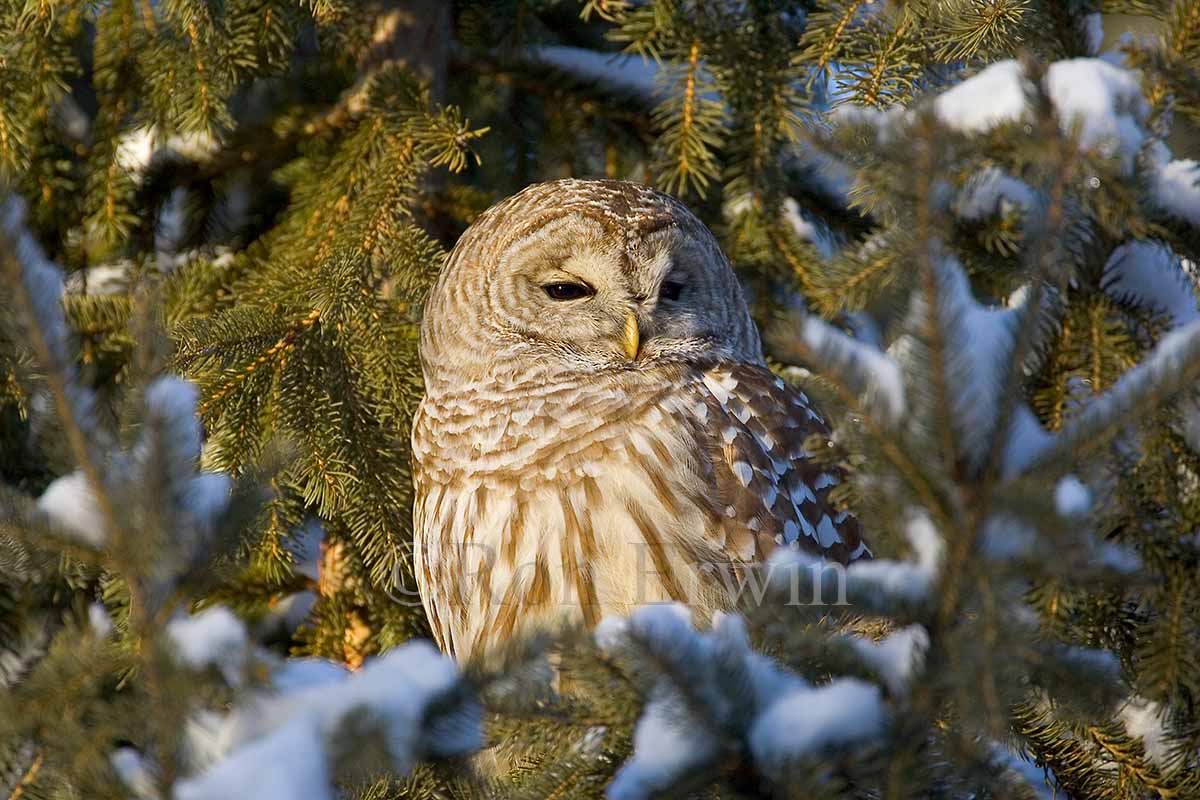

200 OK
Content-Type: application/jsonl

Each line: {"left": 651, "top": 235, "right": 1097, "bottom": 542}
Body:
{"left": 580, "top": 0, "right": 633, "bottom": 24}
{"left": 842, "top": 9, "right": 920, "bottom": 109}
{"left": 911, "top": 118, "right": 960, "bottom": 482}
{"left": 5, "top": 747, "right": 42, "bottom": 800}
{"left": 1022, "top": 318, "right": 1200, "bottom": 474}
{"left": 652, "top": 38, "right": 724, "bottom": 197}
{"left": 772, "top": 315, "right": 906, "bottom": 428}
{"left": 137, "top": 0, "right": 158, "bottom": 35}
{"left": 0, "top": 196, "right": 193, "bottom": 796}
{"left": 768, "top": 226, "right": 823, "bottom": 306}
{"left": 936, "top": 0, "right": 1031, "bottom": 61}
{"left": 981, "top": 61, "right": 1074, "bottom": 483}
{"left": 766, "top": 316, "right": 950, "bottom": 527}
{"left": 607, "top": 0, "right": 675, "bottom": 61}
{"left": 0, "top": 196, "right": 109, "bottom": 526}
{"left": 797, "top": 0, "right": 869, "bottom": 84}
{"left": 192, "top": 308, "right": 322, "bottom": 417}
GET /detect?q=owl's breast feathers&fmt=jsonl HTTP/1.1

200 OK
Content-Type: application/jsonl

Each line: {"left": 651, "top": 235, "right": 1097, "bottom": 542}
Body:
{"left": 411, "top": 361, "right": 869, "bottom": 659}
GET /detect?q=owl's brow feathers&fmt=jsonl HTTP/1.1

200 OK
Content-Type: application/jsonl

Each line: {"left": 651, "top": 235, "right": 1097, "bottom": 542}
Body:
{"left": 464, "top": 178, "right": 712, "bottom": 268}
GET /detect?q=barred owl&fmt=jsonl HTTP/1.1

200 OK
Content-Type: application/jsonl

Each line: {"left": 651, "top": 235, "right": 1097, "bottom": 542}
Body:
{"left": 412, "top": 179, "right": 867, "bottom": 661}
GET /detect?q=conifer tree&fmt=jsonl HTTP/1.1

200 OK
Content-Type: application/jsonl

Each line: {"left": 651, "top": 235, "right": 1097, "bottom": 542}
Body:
{"left": 2, "top": 2, "right": 1200, "bottom": 799}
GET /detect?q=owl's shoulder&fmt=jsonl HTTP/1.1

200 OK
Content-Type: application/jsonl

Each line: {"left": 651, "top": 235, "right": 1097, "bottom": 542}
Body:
{"left": 682, "top": 360, "right": 869, "bottom": 565}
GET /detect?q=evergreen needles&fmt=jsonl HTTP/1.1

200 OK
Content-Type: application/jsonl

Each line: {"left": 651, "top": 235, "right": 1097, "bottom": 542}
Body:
{"left": 2, "top": 2, "right": 1200, "bottom": 799}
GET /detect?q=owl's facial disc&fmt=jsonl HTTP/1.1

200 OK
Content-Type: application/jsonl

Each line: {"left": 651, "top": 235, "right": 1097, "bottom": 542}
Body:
{"left": 490, "top": 215, "right": 729, "bottom": 370}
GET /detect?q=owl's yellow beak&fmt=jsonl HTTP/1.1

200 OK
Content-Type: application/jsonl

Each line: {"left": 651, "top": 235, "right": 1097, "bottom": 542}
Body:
{"left": 622, "top": 312, "right": 641, "bottom": 360}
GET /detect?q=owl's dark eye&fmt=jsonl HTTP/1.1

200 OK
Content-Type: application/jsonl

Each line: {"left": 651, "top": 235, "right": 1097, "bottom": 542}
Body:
{"left": 660, "top": 280, "right": 686, "bottom": 302}
{"left": 542, "top": 282, "right": 595, "bottom": 301}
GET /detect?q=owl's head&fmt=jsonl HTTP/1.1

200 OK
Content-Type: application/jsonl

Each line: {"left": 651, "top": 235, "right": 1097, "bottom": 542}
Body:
{"left": 420, "top": 179, "right": 762, "bottom": 390}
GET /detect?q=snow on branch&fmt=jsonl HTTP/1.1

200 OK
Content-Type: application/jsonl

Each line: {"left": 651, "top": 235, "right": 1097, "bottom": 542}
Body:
{"left": 749, "top": 678, "right": 883, "bottom": 775}
{"left": 1001, "top": 406, "right": 1055, "bottom": 479}
{"left": 1149, "top": 155, "right": 1200, "bottom": 227}
{"left": 1, "top": 196, "right": 72, "bottom": 370}
{"left": 1054, "top": 475, "right": 1092, "bottom": 516}
{"left": 926, "top": 57, "right": 1200, "bottom": 229}
{"left": 843, "top": 509, "right": 942, "bottom": 603}
{"left": 934, "top": 58, "right": 1149, "bottom": 174}
{"left": 174, "top": 641, "right": 480, "bottom": 800}
{"left": 770, "top": 509, "right": 943, "bottom": 611}
{"left": 845, "top": 625, "right": 929, "bottom": 697}
{"left": 952, "top": 166, "right": 1037, "bottom": 221}
{"left": 935, "top": 258, "right": 1018, "bottom": 465}
{"left": 1019, "top": 319, "right": 1200, "bottom": 474}
{"left": 167, "top": 606, "right": 251, "bottom": 686}
{"left": 933, "top": 60, "right": 1030, "bottom": 134}
{"left": 601, "top": 607, "right": 888, "bottom": 800}
{"left": 33, "top": 374, "right": 232, "bottom": 557}
{"left": 137, "top": 377, "right": 233, "bottom": 540}
{"left": 783, "top": 198, "right": 838, "bottom": 258}
{"left": 1103, "top": 241, "right": 1199, "bottom": 328}
{"left": 36, "top": 473, "right": 108, "bottom": 547}
{"left": 175, "top": 714, "right": 331, "bottom": 800}
{"left": 138, "top": 377, "right": 207, "bottom": 497}
{"left": 116, "top": 126, "right": 218, "bottom": 183}
{"left": 772, "top": 314, "right": 906, "bottom": 427}
{"left": 889, "top": 255, "right": 1025, "bottom": 467}
{"left": 1119, "top": 696, "right": 1173, "bottom": 770}
{"left": 838, "top": 57, "right": 1162, "bottom": 182}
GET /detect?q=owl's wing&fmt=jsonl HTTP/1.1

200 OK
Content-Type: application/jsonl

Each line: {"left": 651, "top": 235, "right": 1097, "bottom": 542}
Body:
{"left": 693, "top": 362, "right": 870, "bottom": 565}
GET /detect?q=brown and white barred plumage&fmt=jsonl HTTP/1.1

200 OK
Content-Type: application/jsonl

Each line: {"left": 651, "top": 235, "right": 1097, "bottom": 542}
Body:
{"left": 412, "top": 179, "right": 868, "bottom": 661}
